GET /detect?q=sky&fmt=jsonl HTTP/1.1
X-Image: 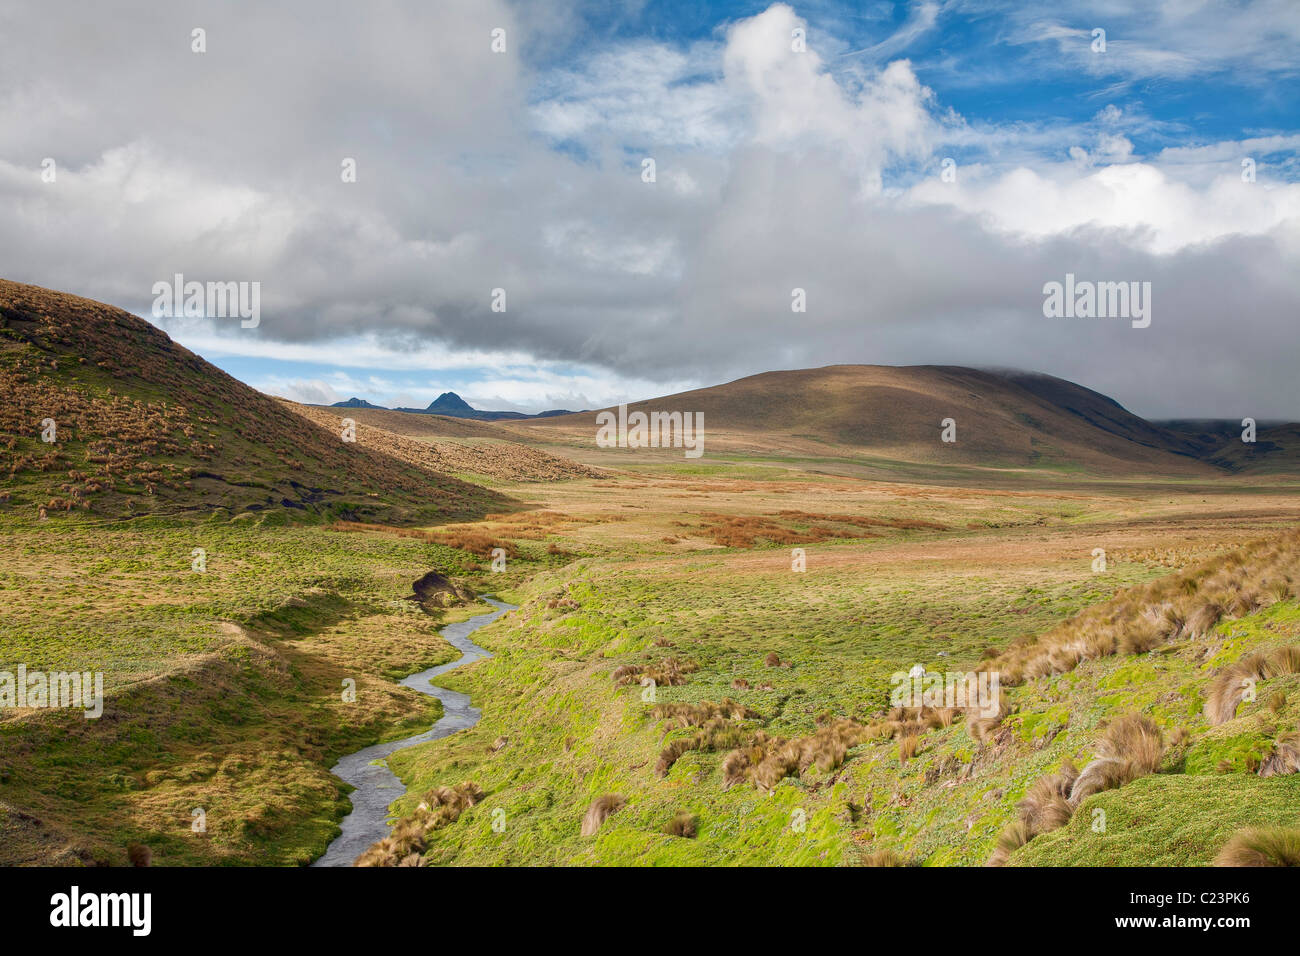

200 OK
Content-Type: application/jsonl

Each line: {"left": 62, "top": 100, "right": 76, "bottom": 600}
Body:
{"left": 1, "top": 0, "right": 1298, "bottom": 417}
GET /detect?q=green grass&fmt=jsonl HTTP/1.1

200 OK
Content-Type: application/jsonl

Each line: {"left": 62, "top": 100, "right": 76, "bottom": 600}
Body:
{"left": 4, "top": 458, "right": 1299, "bottom": 866}
{"left": 0, "top": 508, "right": 560, "bottom": 865}
{"left": 1014, "top": 775, "right": 1300, "bottom": 866}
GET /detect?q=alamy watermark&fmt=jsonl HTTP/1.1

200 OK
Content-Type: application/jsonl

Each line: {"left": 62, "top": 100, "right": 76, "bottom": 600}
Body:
{"left": 152, "top": 274, "right": 260, "bottom": 328}
{"left": 595, "top": 404, "right": 704, "bottom": 459}
{"left": 1042, "top": 273, "right": 1150, "bottom": 328}
{"left": 1, "top": 665, "right": 103, "bottom": 718}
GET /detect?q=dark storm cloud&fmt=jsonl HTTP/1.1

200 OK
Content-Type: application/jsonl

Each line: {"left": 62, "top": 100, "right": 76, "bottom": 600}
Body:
{"left": 0, "top": 0, "right": 1296, "bottom": 417}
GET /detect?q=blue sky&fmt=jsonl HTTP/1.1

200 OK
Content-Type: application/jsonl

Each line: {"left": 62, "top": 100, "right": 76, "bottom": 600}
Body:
{"left": 4, "top": 0, "right": 1299, "bottom": 416}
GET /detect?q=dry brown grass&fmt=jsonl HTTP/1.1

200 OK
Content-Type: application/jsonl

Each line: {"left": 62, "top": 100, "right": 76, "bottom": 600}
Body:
{"left": 354, "top": 781, "right": 484, "bottom": 867}
{"left": 655, "top": 716, "right": 756, "bottom": 777}
{"left": 288, "top": 403, "right": 604, "bottom": 483}
{"left": 1214, "top": 827, "right": 1300, "bottom": 866}
{"left": 775, "top": 509, "right": 949, "bottom": 531}
{"left": 989, "top": 715, "right": 1164, "bottom": 865}
{"left": 1268, "top": 645, "right": 1300, "bottom": 676}
{"left": 126, "top": 843, "right": 151, "bottom": 867}
{"left": 965, "top": 697, "right": 1010, "bottom": 746}
{"left": 1259, "top": 732, "right": 1300, "bottom": 778}
{"left": 663, "top": 810, "right": 698, "bottom": 838}
{"left": 989, "top": 528, "right": 1300, "bottom": 688}
{"left": 723, "top": 718, "right": 872, "bottom": 792}
{"left": 580, "top": 794, "right": 626, "bottom": 837}
{"left": 612, "top": 657, "right": 699, "bottom": 688}
{"left": 330, "top": 520, "right": 519, "bottom": 558}
{"left": 1070, "top": 713, "right": 1164, "bottom": 804}
{"left": 862, "top": 848, "right": 910, "bottom": 866}
{"left": 898, "top": 733, "right": 920, "bottom": 762}
{"left": 1018, "top": 759, "right": 1079, "bottom": 836}
{"left": 986, "top": 821, "right": 1031, "bottom": 867}
{"left": 1205, "top": 652, "right": 1272, "bottom": 726}
{"left": 651, "top": 698, "right": 759, "bottom": 730}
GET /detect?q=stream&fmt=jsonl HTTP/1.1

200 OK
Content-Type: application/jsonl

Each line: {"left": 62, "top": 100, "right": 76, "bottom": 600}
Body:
{"left": 311, "top": 596, "right": 514, "bottom": 867}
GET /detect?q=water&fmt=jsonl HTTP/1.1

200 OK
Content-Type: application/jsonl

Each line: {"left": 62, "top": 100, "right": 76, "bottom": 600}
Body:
{"left": 311, "top": 597, "right": 514, "bottom": 867}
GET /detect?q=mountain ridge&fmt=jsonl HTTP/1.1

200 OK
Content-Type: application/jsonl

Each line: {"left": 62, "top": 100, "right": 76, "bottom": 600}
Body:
{"left": 516, "top": 364, "right": 1293, "bottom": 475}
{"left": 328, "top": 390, "right": 583, "bottom": 421}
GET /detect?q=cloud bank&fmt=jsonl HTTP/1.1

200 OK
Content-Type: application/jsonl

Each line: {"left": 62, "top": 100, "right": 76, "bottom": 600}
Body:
{"left": 0, "top": 0, "right": 1297, "bottom": 417}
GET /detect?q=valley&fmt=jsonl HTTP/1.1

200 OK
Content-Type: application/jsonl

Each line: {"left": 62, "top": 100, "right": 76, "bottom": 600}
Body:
{"left": 2, "top": 281, "right": 1299, "bottom": 868}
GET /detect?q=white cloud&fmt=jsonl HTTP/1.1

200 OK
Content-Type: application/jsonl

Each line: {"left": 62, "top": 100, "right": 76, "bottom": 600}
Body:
{"left": 0, "top": 1, "right": 1297, "bottom": 419}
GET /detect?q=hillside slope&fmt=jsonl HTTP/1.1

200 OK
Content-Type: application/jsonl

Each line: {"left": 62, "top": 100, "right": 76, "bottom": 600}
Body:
{"left": 305, "top": 403, "right": 521, "bottom": 441}
{"left": 371, "top": 525, "right": 1300, "bottom": 867}
{"left": 519, "top": 365, "right": 1218, "bottom": 475}
{"left": 288, "top": 402, "right": 605, "bottom": 483}
{"left": 0, "top": 280, "right": 506, "bottom": 522}
{"left": 1159, "top": 419, "right": 1300, "bottom": 474}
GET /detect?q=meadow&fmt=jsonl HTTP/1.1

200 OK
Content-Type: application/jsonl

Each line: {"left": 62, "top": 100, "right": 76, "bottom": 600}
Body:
{"left": 3, "top": 429, "right": 1300, "bottom": 866}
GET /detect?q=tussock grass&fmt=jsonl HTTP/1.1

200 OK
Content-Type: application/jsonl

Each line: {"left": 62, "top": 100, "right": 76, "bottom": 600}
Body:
{"left": 989, "top": 529, "right": 1300, "bottom": 687}
{"left": 990, "top": 715, "right": 1164, "bottom": 865}
{"left": 987, "top": 821, "right": 1031, "bottom": 867}
{"left": 1205, "top": 653, "right": 1271, "bottom": 725}
{"left": 664, "top": 811, "right": 698, "bottom": 838}
{"left": 1215, "top": 826, "right": 1300, "bottom": 866}
{"left": 354, "top": 781, "right": 484, "bottom": 867}
{"left": 1259, "top": 733, "right": 1300, "bottom": 778}
{"left": 1070, "top": 714, "right": 1164, "bottom": 804}
{"left": 612, "top": 657, "right": 699, "bottom": 688}
{"left": 862, "top": 849, "right": 910, "bottom": 866}
{"left": 126, "top": 844, "right": 151, "bottom": 867}
{"left": 581, "top": 795, "right": 626, "bottom": 837}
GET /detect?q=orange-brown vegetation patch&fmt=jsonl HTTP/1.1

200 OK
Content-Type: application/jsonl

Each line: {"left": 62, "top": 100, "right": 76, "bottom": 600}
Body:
{"left": 691, "top": 509, "right": 947, "bottom": 548}
{"left": 330, "top": 520, "right": 518, "bottom": 558}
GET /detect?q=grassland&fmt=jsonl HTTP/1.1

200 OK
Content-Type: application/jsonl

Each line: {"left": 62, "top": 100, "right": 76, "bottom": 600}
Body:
{"left": 4, "top": 442, "right": 1300, "bottom": 866}
{"left": 6, "top": 280, "right": 1299, "bottom": 868}
{"left": 370, "top": 468, "right": 1300, "bottom": 866}
{"left": 0, "top": 511, "right": 572, "bottom": 865}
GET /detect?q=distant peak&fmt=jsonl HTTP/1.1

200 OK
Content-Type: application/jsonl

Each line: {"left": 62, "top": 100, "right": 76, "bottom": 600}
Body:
{"left": 427, "top": 391, "right": 474, "bottom": 412}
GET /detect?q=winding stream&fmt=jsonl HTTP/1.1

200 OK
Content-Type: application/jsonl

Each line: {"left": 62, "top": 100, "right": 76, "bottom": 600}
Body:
{"left": 312, "top": 596, "right": 515, "bottom": 867}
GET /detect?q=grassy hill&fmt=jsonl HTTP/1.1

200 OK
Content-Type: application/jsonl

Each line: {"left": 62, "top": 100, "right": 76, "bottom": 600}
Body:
{"left": 518, "top": 365, "right": 1220, "bottom": 475}
{"left": 0, "top": 279, "right": 507, "bottom": 523}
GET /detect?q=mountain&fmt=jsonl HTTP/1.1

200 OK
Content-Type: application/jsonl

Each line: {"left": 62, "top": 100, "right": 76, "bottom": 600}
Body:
{"left": 1158, "top": 419, "right": 1300, "bottom": 473}
{"left": 518, "top": 364, "right": 1238, "bottom": 475}
{"left": 426, "top": 391, "right": 475, "bottom": 414}
{"left": 0, "top": 280, "right": 507, "bottom": 522}
{"left": 331, "top": 396, "right": 387, "bottom": 409}
{"left": 391, "top": 390, "right": 584, "bottom": 421}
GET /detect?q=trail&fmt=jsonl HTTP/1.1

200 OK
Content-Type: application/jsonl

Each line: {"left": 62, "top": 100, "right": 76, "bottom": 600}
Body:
{"left": 312, "top": 596, "right": 514, "bottom": 866}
